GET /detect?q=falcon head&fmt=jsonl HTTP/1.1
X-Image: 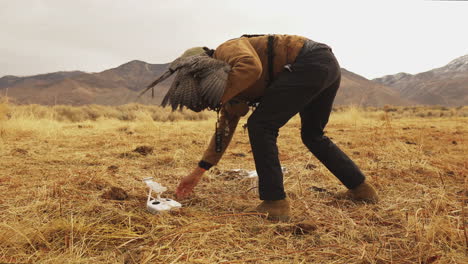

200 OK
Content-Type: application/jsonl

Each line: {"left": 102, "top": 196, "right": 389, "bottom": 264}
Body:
{"left": 139, "top": 47, "right": 231, "bottom": 112}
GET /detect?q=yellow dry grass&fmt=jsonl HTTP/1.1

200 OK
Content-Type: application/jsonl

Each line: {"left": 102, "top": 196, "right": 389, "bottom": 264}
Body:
{"left": 0, "top": 102, "right": 467, "bottom": 263}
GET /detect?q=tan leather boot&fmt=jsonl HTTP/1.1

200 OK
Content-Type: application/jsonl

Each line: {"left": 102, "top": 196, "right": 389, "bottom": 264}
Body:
{"left": 336, "top": 182, "right": 379, "bottom": 203}
{"left": 250, "top": 199, "right": 291, "bottom": 222}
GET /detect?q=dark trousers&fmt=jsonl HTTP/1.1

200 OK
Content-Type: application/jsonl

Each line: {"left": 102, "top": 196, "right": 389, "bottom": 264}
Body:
{"left": 247, "top": 40, "right": 366, "bottom": 201}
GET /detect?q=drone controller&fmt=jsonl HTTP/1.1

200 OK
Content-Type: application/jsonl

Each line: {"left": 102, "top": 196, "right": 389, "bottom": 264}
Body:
{"left": 142, "top": 177, "right": 182, "bottom": 214}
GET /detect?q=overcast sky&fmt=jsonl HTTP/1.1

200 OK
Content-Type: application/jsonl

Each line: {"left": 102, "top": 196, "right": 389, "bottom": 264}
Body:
{"left": 1, "top": 0, "right": 467, "bottom": 79}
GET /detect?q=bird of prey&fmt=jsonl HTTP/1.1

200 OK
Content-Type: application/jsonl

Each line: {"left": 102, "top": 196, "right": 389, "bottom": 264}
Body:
{"left": 138, "top": 54, "right": 231, "bottom": 112}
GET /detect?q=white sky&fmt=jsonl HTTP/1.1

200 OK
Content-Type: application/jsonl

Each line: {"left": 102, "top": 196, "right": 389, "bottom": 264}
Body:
{"left": 1, "top": 0, "right": 467, "bottom": 79}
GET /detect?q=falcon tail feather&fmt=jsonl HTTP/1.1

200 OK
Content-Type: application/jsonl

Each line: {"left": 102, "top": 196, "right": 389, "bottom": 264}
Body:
{"left": 137, "top": 70, "right": 174, "bottom": 98}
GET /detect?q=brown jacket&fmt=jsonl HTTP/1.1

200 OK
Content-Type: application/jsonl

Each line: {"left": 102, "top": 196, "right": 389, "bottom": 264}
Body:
{"left": 201, "top": 35, "right": 307, "bottom": 165}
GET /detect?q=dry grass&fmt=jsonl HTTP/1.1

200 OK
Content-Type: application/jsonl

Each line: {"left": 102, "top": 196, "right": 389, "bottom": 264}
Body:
{"left": 0, "top": 98, "right": 10, "bottom": 121}
{"left": 2, "top": 103, "right": 214, "bottom": 123}
{"left": 0, "top": 102, "right": 467, "bottom": 263}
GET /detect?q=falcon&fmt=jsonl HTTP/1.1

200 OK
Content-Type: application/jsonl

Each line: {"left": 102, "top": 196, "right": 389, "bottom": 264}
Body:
{"left": 138, "top": 52, "right": 231, "bottom": 112}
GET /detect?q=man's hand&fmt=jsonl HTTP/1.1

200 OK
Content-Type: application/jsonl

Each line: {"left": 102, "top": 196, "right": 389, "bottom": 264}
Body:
{"left": 176, "top": 167, "right": 206, "bottom": 199}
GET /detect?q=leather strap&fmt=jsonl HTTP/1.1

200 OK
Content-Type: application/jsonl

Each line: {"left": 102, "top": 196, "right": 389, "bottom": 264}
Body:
{"left": 266, "top": 35, "right": 275, "bottom": 87}
{"left": 240, "top": 34, "right": 276, "bottom": 87}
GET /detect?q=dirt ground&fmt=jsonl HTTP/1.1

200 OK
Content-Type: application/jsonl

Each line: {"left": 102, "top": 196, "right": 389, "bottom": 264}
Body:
{"left": 0, "top": 105, "right": 466, "bottom": 263}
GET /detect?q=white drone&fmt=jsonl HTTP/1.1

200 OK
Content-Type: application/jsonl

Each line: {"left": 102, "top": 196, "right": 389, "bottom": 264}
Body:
{"left": 142, "top": 177, "right": 181, "bottom": 214}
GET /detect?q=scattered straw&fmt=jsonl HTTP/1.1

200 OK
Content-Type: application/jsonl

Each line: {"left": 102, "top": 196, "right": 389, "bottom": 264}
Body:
{"left": 0, "top": 105, "right": 466, "bottom": 263}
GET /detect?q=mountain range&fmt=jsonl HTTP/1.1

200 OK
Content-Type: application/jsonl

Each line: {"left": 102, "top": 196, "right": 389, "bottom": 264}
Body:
{"left": 373, "top": 55, "right": 468, "bottom": 106}
{"left": 0, "top": 61, "right": 172, "bottom": 105}
{"left": 1, "top": 55, "right": 467, "bottom": 107}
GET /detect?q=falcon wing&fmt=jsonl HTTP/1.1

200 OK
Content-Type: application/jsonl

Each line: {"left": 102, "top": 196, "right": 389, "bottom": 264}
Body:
{"left": 139, "top": 56, "right": 196, "bottom": 98}
{"left": 162, "top": 67, "right": 204, "bottom": 112}
{"left": 192, "top": 57, "right": 231, "bottom": 109}
{"left": 138, "top": 70, "right": 173, "bottom": 98}
{"left": 143, "top": 54, "right": 231, "bottom": 112}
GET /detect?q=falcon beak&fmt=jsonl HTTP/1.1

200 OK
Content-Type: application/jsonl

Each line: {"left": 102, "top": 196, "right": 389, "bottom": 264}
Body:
{"left": 138, "top": 70, "right": 174, "bottom": 98}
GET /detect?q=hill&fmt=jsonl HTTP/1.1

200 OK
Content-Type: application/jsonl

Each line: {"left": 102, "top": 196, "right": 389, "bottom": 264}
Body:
{"left": 0, "top": 61, "right": 172, "bottom": 105}
{"left": 335, "top": 69, "right": 413, "bottom": 106}
{"left": 373, "top": 55, "right": 468, "bottom": 106}
{"left": 0, "top": 60, "right": 411, "bottom": 106}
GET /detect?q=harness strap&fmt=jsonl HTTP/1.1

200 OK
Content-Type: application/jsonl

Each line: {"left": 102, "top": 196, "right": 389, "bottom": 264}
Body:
{"left": 241, "top": 34, "right": 276, "bottom": 88}
{"left": 215, "top": 109, "right": 222, "bottom": 153}
{"left": 213, "top": 35, "right": 276, "bottom": 151}
{"left": 266, "top": 35, "right": 275, "bottom": 87}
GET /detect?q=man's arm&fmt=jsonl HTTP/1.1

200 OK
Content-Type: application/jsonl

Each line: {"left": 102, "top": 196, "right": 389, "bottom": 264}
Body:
{"left": 176, "top": 102, "right": 249, "bottom": 199}
{"left": 176, "top": 38, "right": 261, "bottom": 199}
{"left": 199, "top": 102, "right": 249, "bottom": 168}
{"left": 215, "top": 38, "right": 263, "bottom": 104}
{"left": 198, "top": 37, "right": 263, "bottom": 167}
